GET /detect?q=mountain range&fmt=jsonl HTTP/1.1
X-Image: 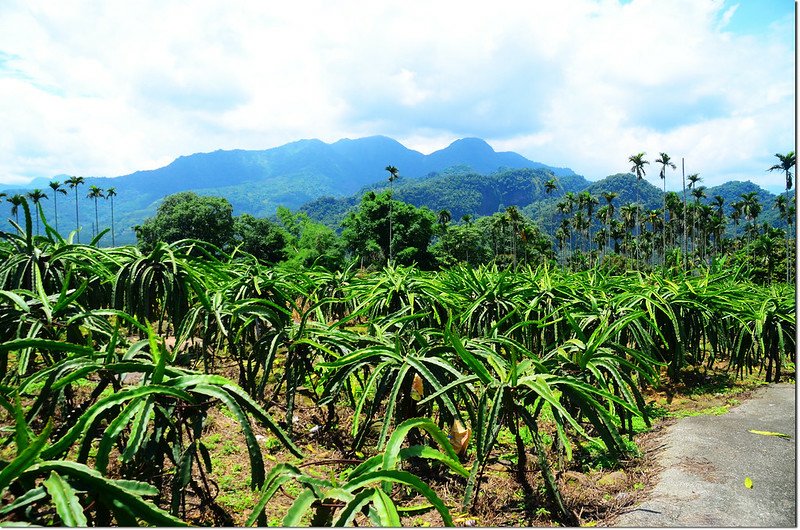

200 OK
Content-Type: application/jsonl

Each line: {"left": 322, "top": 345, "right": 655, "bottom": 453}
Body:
{"left": 0, "top": 136, "right": 783, "bottom": 245}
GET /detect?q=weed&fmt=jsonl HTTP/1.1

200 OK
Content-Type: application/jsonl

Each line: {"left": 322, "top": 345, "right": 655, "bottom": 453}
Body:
{"left": 204, "top": 433, "right": 222, "bottom": 449}
{"left": 581, "top": 438, "right": 640, "bottom": 471}
{"left": 221, "top": 440, "right": 242, "bottom": 455}
{"left": 262, "top": 436, "right": 283, "bottom": 453}
{"left": 672, "top": 405, "right": 729, "bottom": 418}
{"left": 217, "top": 489, "right": 259, "bottom": 513}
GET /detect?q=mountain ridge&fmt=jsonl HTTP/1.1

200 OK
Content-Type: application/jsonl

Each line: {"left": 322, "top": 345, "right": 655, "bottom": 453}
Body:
{"left": 0, "top": 136, "right": 781, "bottom": 245}
{"left": 0, "top": 136, "right": 579, "bottom": 244}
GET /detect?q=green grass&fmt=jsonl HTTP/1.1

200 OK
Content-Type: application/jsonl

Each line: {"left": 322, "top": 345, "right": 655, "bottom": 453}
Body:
{"left": 671, "top": 405, "right": 730, "bottom": 418}
{"left": 580, "top": 438, "right": 641, "bottom": 471}
{"left": 220, "top": 440, "right": 242, "bottom": 455}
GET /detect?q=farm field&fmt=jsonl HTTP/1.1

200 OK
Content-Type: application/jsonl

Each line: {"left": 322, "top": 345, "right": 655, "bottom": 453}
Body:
{"left": 0, "top": 202, "right": 795, "bottom": 527}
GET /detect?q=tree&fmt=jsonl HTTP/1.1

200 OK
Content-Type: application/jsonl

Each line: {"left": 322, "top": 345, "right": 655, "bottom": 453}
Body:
{"left": 105, "top": 187, "right": 117, "bottom": 246}
{"left": 711, "top": 195, "right": 726, "bottom": 259}
{"left": 628, "top": 153, "right": 649, "bottom": 266}
{"left": 87, "top": 185, "right": 104, "bottom": 239}
{"left": 730, "top": 201, "right": 744, "bottom": 239}
{"left": 48, "top": 180, "right": 67, "bottom": 234}
{"left": 712, "top": 195, "right": 725, "bottom": 217}
{"left": 233, "top": 213, "right": 289, "bottom": 265}
{"left": 276, "top": 207, "right": 345, "bottom": 270}
{"left": 554, "top": 222, "right": 569, "bottom": 266}
{"left": 686, "top": 174, "right": 701, "bottom": 258}
{"left": 505, "top": 205, "right": 523, "bottom": 266}
{"left": 557, "top": 192, "right": 576, "bottom": 261}
{"left": 291, "top": 221, "right": 345, "bottom": 270}
{"left": 26, "top": 188, "right": 48, "bottom": 235}
{"left": 768, "top": 151, "right": 796, "bottom": 194}
{"left": 691, "top": 186, "right": 707, "bottom": 260}
{"left": 341, "top": 191, "right": 436, "bottom": 269}
{"left": 655, "top": 153, "right": 676, "bottom": 264}
{"left": 545, "top": 178, "right": 557, "bottom": 195}
{"left": 437, "top": 209, "right": 452, "bottom": 234}
{"left": 767, "top": 151, "right": 795, "bottom": 283}
{"left": 430, "top": 222, "right": 488, "bottom": 268}
{"left": 476, "top": 211, "right": 552, "bottom": 268}
{"left": 600, "top": 191, "right": 618, "bottom": 257}
{"left": 7, "top": 194, "right": 24, "bottom": 226}
{"left": 65, "top": 176, "right": 85, "bottom": 242}
{"left": 582, "top": 192, "right": 598, "bottom": 259}
{"left": 459, "top": 213, "right": 483, "bottom": 263}
{"left": 664, "top": 191, "right": 682, "bottom": 257}
{"left": 135, "top": 192, "right": 235, "bottom": 252}
{"left": 620, "top": 203, "right": 637, "bottom": 259}
{"left": 385, "top": 165, "right": 399, "bottom": 261}
{"left": 740, "top": 191, "right": 762, "bottom": 248}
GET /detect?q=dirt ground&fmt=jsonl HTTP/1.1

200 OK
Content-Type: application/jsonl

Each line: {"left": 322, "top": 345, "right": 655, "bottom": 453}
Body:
{"left": 0, "top": 360, "right": 777, "bottom": 527}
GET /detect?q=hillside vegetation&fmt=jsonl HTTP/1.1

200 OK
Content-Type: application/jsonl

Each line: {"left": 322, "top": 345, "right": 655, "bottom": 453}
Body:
{"left": 0, "top": 137, "right": 574, "bottom": 245}
{"left": 1, "top": 137, "right": 783, "bottom": 247}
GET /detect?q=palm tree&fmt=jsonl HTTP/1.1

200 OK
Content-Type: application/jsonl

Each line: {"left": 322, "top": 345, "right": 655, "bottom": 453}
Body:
{"left": 680, "top": 159, "right": 687, "bottom": 267}
{"left": 712, "top": 195, "right": 725, "bottom": 217}
{"left": 105, "top": 187, "right": 117, "bottom": 246}
{"left": 767, "top": 151, "right": 795, "bottom": 283}
{"left": 87, "top": 185, "right": 104, "bottom": 239}
{"left": 610, "top": 219, "right": 625, "bottom": 254}
{"left": 620, "top": 203, "right": 637, "bottom": 259}
{"left": 506, "top": 205, "right": 522, "bottom": 266}
{"left": 628, "top": 152, "right": 649, "bottom": 266}
{"left": 709, "top": 213, "right": 726, "bottom": 259}
{"left": 437, "top": 209, "right": 451, "bottom": 231}
{"left": 545, "top": 178, "right": 557, "bottom": 195}
{"left": 557, "top": 193, "right": 576, "bottom": 260}
{"left": 577, "top": 192, "right": 598, "bottom": 260}
{"left": 774, "top": 194, "right": 787, "bottom": 222}
{"left": 385, "top": 165, "right": 399, "bottom": 262}
{"left": 664, "top": 192, "right": 682, "bottom": 259}
{"left": 768, "top": 151, "right": 796, "bottom": 194}
{"left": 647, "top": 209, "right": 662, "bottom": 264}
{"left": 461, "top": 214, "right": 473, "bottom": 263}
{"left": 601, "top": 191, "right": 618, "bottom": 255}
{"left": 436, "top": 208, "right": 451, "bottom": 255}
{"left": 48, "top": 180, "right": 68, "bottom": 234}
{"left": 711, "top": 195, "right": 726, "bottom": 260}
{"left": 655, "top": 153, "right": 676, "bottom": 264}
{"left": 66, "top": 176, "right": 85, "bottom": 242}
{"left": 740, "top": 192, "right": 762, "bottom": 250}
{"left": 571, "top": 210, "right": 585, "bottom": 257}
{"left": 596, "top": 205, "right": 611, "bottom": 260}
{"left": 691, "top": 186, "right": 707, "bottom": 260}
{"left": 26, "top": 189, "right": 48, "bottom": 235}
{"left": 686, "top": 174, "right": 701, "bottom": 260}
{"left": 730, "top": 201, "right": 744, "bottom": 249}
{"left": 7, "top": 194, "right": 24, "bottom": 226}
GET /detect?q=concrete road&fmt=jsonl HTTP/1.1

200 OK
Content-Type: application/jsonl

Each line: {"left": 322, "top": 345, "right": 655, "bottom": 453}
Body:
{"left": 615, "top": 383, "right": 796, "bottom": 527}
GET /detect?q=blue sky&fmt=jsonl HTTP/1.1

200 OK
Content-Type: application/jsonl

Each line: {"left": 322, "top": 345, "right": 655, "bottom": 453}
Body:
{"left": 0, "top": 0, "right": 794, "bottom": 192}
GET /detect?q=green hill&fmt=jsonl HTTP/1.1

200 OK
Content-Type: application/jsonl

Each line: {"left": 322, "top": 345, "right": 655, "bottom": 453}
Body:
{"left": 0, "top": 136, "right": 577, "bottom": 245}
{"left": 301, "top": 166, "right": 589, "bottom": 229}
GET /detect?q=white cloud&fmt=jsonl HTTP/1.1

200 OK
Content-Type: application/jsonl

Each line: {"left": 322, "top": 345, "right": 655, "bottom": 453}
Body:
{"left": 0, "top": 0, "right": 793, "bottom": 190}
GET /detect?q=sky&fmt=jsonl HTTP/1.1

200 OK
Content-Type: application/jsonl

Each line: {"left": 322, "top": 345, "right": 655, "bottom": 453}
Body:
{"left": 0, "top": 0, "right": 795, "bottom": 192}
